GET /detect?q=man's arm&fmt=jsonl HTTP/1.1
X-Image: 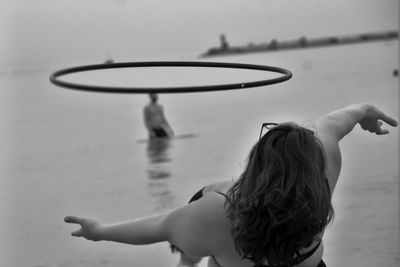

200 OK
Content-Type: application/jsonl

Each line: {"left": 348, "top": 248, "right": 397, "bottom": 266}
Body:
{"left": 143, "top": 106, "right": 156, "bottom": 138}
{"left": 143, "top": 106, "right": 151, "bottom": 130}
{"left": 159, "top": 106, "right": 174, "bottom": 136}
{"left": 315, "top": 104, "right": 397, "bottom": 193}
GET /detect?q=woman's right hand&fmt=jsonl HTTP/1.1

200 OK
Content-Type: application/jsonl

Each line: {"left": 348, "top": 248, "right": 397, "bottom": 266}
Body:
{"left": 358, "top": 104, "right": 398, "bottom": 135}
{"left": 64, "top": 216, "right": 104, "bottom": 241}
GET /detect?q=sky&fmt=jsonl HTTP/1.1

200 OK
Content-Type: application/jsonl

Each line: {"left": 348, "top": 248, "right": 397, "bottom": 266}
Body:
{"left": 2, "top": 0, "right": 398, "bottom": 70}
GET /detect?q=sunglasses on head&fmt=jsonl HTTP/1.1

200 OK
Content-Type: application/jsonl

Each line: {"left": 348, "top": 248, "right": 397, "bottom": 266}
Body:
{"left": 259, "top": 122, "right": 278, "bottom": 140}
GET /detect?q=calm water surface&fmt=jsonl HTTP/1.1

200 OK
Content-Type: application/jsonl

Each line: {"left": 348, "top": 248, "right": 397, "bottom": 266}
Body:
{"left": 0, "top": 42, "right": 398, "bottom": 267}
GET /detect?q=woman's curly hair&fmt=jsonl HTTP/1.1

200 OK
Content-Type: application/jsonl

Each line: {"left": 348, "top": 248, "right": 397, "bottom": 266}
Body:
{"left": 224, "top": 123, "right": 334, "bottom": 266}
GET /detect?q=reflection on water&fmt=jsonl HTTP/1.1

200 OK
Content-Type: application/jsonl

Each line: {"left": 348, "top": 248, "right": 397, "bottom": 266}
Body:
{"left": 146, "top": 137, "right": 174, "bottom": 210}
{"left": 146, "top": 137, "right": 172, "bottom": 177}
{"left": 147, "top": 180, "right": 175, "bottom": 211}
{"left": 146, "top": 138, "right": 172, "bottom": 163}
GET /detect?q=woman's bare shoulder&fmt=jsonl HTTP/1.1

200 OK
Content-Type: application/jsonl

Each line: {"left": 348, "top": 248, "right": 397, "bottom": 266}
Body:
{"left": 162, "top": 191, "right": 229, "bottom": 256}
{"left": 192, "top": 191, "right": 229, "bottom": 222}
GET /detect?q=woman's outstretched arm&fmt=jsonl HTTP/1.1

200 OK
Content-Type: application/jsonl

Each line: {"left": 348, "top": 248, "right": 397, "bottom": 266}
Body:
{"left": 64, "top": 214, "right": 168, "bottom": 245}
{"left": 315, "top": 104, "right": 397, "bottom": 193}
{"left": 64, "top": 192, "right": 222, "bottom": 256}
{"left": 316, "top": 104, "right": 397, "bottom": 141}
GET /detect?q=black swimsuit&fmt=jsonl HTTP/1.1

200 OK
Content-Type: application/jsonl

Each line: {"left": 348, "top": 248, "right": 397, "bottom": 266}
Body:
{"left": 173, "top": 187, "right": 327, "bottom": 267}
{"left": 151, "top": 127, "right": 169, "bottom": 138}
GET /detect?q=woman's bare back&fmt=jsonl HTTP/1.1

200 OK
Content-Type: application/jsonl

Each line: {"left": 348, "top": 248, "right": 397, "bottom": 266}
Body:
{"left": 193, "top": 191, "right": 324, "bottom": 267}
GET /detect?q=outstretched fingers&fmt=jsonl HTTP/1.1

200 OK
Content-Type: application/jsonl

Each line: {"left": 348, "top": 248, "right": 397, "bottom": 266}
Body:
{"left": 64, "top": 216, "right": 85, "bottom": 237}
{"left": 375, "top": 127, "right": 389, "bottom": 135}
{"left": 380, "top": 113, "right": 398, "bottom": 128}
{"left": 64, "top": 216, "right": 84, "bottom": 225}
{"left": 375, "top": 113, "right": 398, "bottom": 135}
{"left": 71, "top": 228, "right": 83, "bottom": 237}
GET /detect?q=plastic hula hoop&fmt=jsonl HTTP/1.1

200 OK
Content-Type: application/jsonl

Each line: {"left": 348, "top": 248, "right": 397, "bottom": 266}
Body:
{"left": 49, "top": 61, "right": 292, "bottom": 94}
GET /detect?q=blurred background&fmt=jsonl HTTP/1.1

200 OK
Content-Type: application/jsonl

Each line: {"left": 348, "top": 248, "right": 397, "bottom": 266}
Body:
{"left": 1, "top": 0, "right": 398, "bottom": 266}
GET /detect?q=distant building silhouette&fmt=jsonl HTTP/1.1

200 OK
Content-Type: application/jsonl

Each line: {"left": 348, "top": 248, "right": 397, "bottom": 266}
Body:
{"left": 220, "top": 34, "right": 229, "bottom": 50}
{"left": 202, "top": 30, "right": 399, "bottom": 57}
{"left": 299, "top": 36, "right": 308, "bottom": 47}
{"left": 104, "top": 59, "right": 114, "bottom": 64}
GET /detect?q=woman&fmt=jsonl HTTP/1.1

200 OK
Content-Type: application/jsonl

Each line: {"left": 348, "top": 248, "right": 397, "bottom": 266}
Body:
{"left": 65, "top": 104, "right": 397, "bottom": 267}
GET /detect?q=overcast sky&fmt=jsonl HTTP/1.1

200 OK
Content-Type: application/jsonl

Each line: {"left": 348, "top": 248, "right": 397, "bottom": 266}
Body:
{"left": 2, "top": 0, "right": 398, "bottom": 70}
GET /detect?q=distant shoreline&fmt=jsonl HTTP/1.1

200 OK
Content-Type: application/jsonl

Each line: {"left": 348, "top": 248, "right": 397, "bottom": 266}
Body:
{"left": 201, "top": 30, "right": 398, "bottom": 57}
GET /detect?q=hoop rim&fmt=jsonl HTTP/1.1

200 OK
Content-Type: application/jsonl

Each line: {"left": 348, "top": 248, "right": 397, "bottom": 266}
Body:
{"left": 49, "top": 61, "right": 292, "bottom": 94}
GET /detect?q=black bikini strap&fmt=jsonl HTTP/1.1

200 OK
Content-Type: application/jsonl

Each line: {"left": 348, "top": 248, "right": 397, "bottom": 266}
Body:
{"left": 188, "top": 187, "right": 206, "bottom": 203}
{"left": 290, "top": 241, "right": 321, "bottom": 266}
{"left": 215, "top": 191, "right": 227, "bottom": 197}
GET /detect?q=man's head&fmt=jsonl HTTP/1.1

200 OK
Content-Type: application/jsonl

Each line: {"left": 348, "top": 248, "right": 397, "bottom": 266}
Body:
{"left": 149, "top": 93, "right": 158, "bottom": 103}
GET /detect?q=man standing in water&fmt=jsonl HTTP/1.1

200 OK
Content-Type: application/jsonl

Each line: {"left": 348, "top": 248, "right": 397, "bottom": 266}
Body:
{"left": 144, "top": 93, "right": 174, "bottom": 139}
